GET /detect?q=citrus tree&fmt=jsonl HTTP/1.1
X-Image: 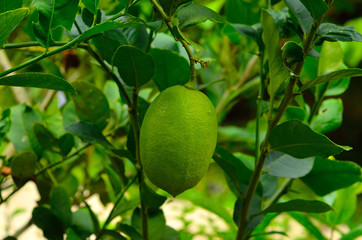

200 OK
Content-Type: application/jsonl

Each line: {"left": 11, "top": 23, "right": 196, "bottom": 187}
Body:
{"left": 0, "top": 0, "right": 362, "bottom": 239}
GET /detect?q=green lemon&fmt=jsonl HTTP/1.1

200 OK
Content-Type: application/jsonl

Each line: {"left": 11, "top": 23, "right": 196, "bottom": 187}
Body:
{"left": 140, "top": 85, "right": 218, "bottom": 197}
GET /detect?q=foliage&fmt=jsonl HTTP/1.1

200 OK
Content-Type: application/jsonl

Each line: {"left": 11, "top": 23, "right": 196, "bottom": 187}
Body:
{"left": 0, "top": 0, "right": 361, "bottom": 239}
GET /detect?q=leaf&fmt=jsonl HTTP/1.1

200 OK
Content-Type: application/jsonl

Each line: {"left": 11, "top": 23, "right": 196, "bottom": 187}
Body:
{"left": 32, "top": 0, "right": 80, "bottom": 47}
{"left": 105, "top": 165, "right": 123, "bottom": 194}
{"left": 300, "top": 68, "right": 362, "bottom": 92}
{"left": 281, "top": 41, "right": 304, "bottom": 68}
{"left": 32, "top": 207, "right": 64, "bottom": 240}
{"left": 82, "top": 0, "right": 99, "bottom": 15}
{"left": 0, "top": 8, "right": 29, "bottom": 48}
{"left": 71, "top": 80, "right": 110, "bottom": 130}
{"left": 33, "top": 123, "right": 60, "bottom": 152}
{"left": 7, "top": 105, "right": 31, "bottom": 152}
{"left": 66, "top": 228, "right": 83, "bottom": 240}
{"left": 288, "top": 212, "right": 327, "bottom": 240}
{"left": 284, "top": 0, "right": 313, "bottom": 34}
{"left": 21, "top": 106, "right": 43, "bottom": 157}
{"left": 299, "top": 0, "right": 328, "bottom": 20}
{"left": 100, "top": 230, "right": 127, "bottom": 240}
{"left": 160, "top": 226, "right": 180, "bottom": 240}
{"left": 261, "top": 10, "right": 290, "bottom": 98}
{"left": 140, "top": 180, "right": 167, "bottom": 210}
{"left": 117, "top": 224, "right": 144, "bottom": 240}
{"left": 265, "top": 151, "right": 314, "bottom": 178}
{"left": 176, "top": 4, "right": 225, "bottom": 29}
{"left": 50, "top": 186, "right": 72, "bottom": 230}
{"left": 314, "top": 23, "right": 362, "bottom": 45}
{"left": 150, "top": 48, "right": 190, "bottom": 91}
{"left": 225, "top": 0, "right": 260, "bottom": 25}
{"left": 234, "top": 195, "right": 263, "bottom": 230}
{"left": 59, "top": 133, "right": 74, "bottom": 156}
{"left": 0, "top": 109, "right": 11, "bottom": 142}
{"left": 0, "top": 73, "right": 76, "bottom": 93}
{"left": 268, "top": 120, "right": 351, "bottom": 158}
{"left": 301, "top": 157, "right": 362, "bottom": 196}
{"left": 340, "top": 226, "right": 362, "bottom": 240}
{"left": 310, "top": 98, "right": 343, "bottom": 134}
{"left": 326, "top": 185, "right": 357, "bottom": 225}
{"left": 113, "top": 45, "right": 154, "bottom": 88}
{"left": 132, "top": 208, "right": 166, "bottom": 240}
{"left": 65, "top": 121, "right": 114, "bottom": 149}
{"left": 71, "top": 208, "right": 94, "bottom": 239}
{"left": 158, "top": 0, "right": 191, "bottom": 16}
{"left": 0, "top": 0, "right": 23, "bottom": 13}
{"left": 262, "top": 200, "right": 333, "bottom": 214}
{"left": 11, "top": 151, "right": 37, "bottom": 187}
{"left": 227, "top": 23, "right": 263, "bottom": 48}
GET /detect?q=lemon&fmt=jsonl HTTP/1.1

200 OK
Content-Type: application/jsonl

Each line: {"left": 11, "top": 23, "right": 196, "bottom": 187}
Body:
{"left": 140, "top": 85, "right": 218, "bottom": 197}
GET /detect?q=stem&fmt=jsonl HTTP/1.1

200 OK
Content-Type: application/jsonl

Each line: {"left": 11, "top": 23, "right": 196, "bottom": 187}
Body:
{"left": 95, "top": 175, "right": 137, "bottom": 240}
{"left": 235, "top": 13, "right": 326, "bottom": 240}
{"left": 255, "top": 53, "right": 265, "bottom": 163}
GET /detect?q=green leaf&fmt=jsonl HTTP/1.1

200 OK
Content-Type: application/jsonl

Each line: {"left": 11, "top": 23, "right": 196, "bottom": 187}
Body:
{"left": 225, "top": 0, "right": 260, "bottom": 25}
{"left": 71, "top": 80, "right": 110, "bottom": 130}
{"left": 66, "top": 228, "right": 83, "bottom": 240}
{"left": 284, "top": 0, "right": 313, "bottom": 34}
{"left": 71, "top": 208, "right": 94, "bottom": 239}
{"left": 265, "top": 151, "right": 314, "bottom": 178}
{"left": 0, "top": 109, "right": 11, "bottom": 142}
{"left": 65, "top": 121, "right": 114, "bottom": 149}
{"left": 310, "top": 98, "right": 343, "bottom": 134}
{"left": 340, "top": 226, "right": 362, "bottom": 240}
{"left": 262, "top": 199, "right": 333, "bottom": 214}
{"left": 132, "top": 208, "right": 166, "bottom": 240}
{"left": 82, "top": 0, "right": 99, "bottom": 15}
{"left": 105, "top": 165, "right": 123, "bottom": 194}
{"left": 22, "top": 106, "right": 43, "bottom": 157}
{"left": 261, "top": 10, "right": 290, "bottom": 98}
{"left": 113, "top": 45, "right": 154, "bottom": 88}
{"left": 234, "top": 195, "right": 263, "bottom": 230}
{"left": 100, "top": 230, "right": 127, "bottom": 240}
{"left": 160, "top": 226, "right": 180, "bottom": 240}
{"left": 158, "top": 0, "right": 191, "bottom": 16}
{"left": 50, "top": 186, "right": 72, "bottom": 230}
{"left": 299, "top": 0, "right": 328, "bottom": 20}
{"left": 269, "top": 120, "right": 351, "bottom": 158}
{"left": 0, "top": 0, "right": 23, "bottom": 13}
{"left": 33, "top": 123, "right": 60, "bottom": 152}
{"left": 326, "top": 185, "right": 357, "bottom": 225}
{"left": 32, "top": 206, "right": 64, "bottom": 240}
{"left": 214, "top": 146, "right": 253, "bottom": 195}
{"left": 315, "top": 23, "right": 362, "bottom": 45}
{"left": 59, "top": 133, "right": 74, "bottom": 156}
{"left": 176, "top": 4, "right": 225, "bottom": 29}
{"left": 301, "top": 157, "right": 362, "bottom": 196}
{"left": 11, "top": 151, "right": 37, "bottom": 187}
{"left": 227, "top": 23, "right": 263, "bottom": 48}
{"left": 7, "top": 105, "right": 31, "bottom": 152}
{"left": 140, "top": 180, "right": 167, "bottom": 210}
{"left": 281, "top": 41, "right": 304, "bottom": 68}
{"left": 0, "top": 8, "right": 29, "bottom": 48}
{"left": 288, "top": 212, "right": 327, "bottom": 240}
{"left": 0, "top": 73, "right": 76, "bottom": 93}
{"left": 300, "top": 68, "right": 362, "bottom": 92}
{"left": 117, "top": 224, "right": 144, "bottom": 240}
{"left": 32, "top": 0, "right": 80, "bottom": 47}
{"left": 150, "top": 48, "right": 190, "bottom": 91}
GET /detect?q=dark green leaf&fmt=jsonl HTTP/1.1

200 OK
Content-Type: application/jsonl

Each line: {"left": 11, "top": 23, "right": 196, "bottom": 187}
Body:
{"left": 22, "top": 106, "right": 42, "bottom": 157}
{"left": 214, "top": 146, "right": 253, "bottom": 195}
{"left": 150, "top": 48, "right": 190, "bottom": 91}
{"left": 0, "top": 8, "right": 29, "bottom": 47}
{"left": 300, "top": 68, "right": 362, "bottom": 92}
{"left": 262, "top": 199, "right": 333, "bottom": 214}
{"left": 288, "top": 212, "right": 327, "bottom": 240}
{"left": 226, "top": 23, "right": 263, "bottom": 48}
{"left": 7, "top": 105, "right": 31, "bottom": 152}
{"left": 299, "top": 0, "right": 328, "bottom": 20}
{"left": 261, "top": 10, "right": 290, "bottom": 98}
{"left": 105, "top": 165, "right": 123, "bottom": 194}
{"left": 33, "top": 123, "right": 60, "bottom": 152}
{"left": 50, "top": 186, "right": 72, "bottom": 230}
{"left": 311, "top": 98, "right": 343, "bottom": 134}
{"left": 100, "top": 230, "right": 127, "bottom": 240}
{"left": 269, "top": 120, "right": 351, "bottom": 158}
{"left": 11, "top": 151, "right": 37, "bottom": 187}
{"left": 225, "top": 0, "right": 260, "bottom": 25}
{"left": 66, "top": 228, "right": 83, "bottom": 240}
{"left": 117, "top": 224, "right": 144, "bottom": 240}
{"left": 113, "top": 45, "right": 154, "bottom": 88}
{"left": 158, "top": 0, "right": 191, "bottom": 16}
{"left": 0, "top": 73, "right": 76, "bottom": 93}
{"left": 71, "top": 81, "right": 110, "bottom": 130}
{"left": 131, "top": 208, "right": 166, "bottom": 240}
{"left": 65, "top": 121, "right": 114, "bottom": 149}
{"left": 234, "top": 195, "right": 263, "bottom": 230}
{"left": 82, "top": 0, "right": 99, "bottom": 15}
{"left": 160, "top": 226, "right": 181, "bottom": 240}
{"left": 315, "top": 23, "right": 362, "bottom": 45}
{"left": 71, "top": 208, "right": 94, "bottom": 239}
{"left": 0, "top": 109, "right": 11, "bottom": 142}
{"left": 285, "top": 0, "right": 313, "bottom": 34}
{"left": 140, "top": 180, "right": 167, "bottom": 210}
{"left": 32, "top": 0, "right": 80, "bottom": 47}
{"left": 281, "top": 41, "right": 304, "bottom": 68}
{"left": 301, "top": 157, "right": 362, "bottom": 196}
{"left": 0, "top": 0, "right": 23, "bottom": 13}
{"left": 59, "top": 133, "right": 74, "bottom": 156}
{"left": 265, "top": 151, "right": 314, "bottom": 178}
{"left": 32, "top": 206, "right": 64, "bottom": 240}
{"left": 176, "top": 4, "right": 225, "bottom": 29}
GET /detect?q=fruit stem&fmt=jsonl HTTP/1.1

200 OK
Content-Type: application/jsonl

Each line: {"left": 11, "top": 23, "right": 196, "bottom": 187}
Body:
{"left": 235, "top": 9, "right": 326, "bottom": 240}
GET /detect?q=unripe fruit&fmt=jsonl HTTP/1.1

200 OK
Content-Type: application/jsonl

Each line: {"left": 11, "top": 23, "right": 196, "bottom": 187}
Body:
{"left": 140, "top": 85, "right": 218, "bottom": 197}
